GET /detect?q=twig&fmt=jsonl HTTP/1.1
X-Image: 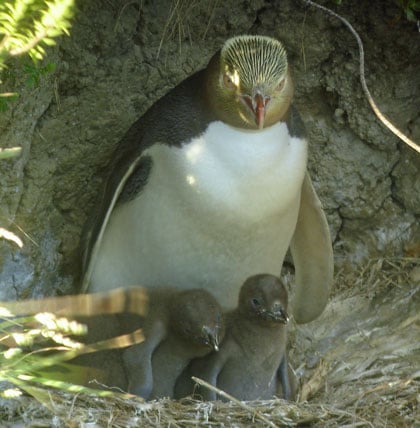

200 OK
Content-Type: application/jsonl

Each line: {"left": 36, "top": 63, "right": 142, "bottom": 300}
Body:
{"left": 319, "top": 404, "right": 375, "bottom": 428}
{"left": 114, "top": 1, "right": 142, "bottom": 33}
{"left": 303, "top": 0, "right": 420, "bottom": 154}
{"left": 0, "top": 287, "right": 149, "bottom": 318}
{"left": 202, "top": 0, "right": 220, "bottom": 40}
{"left": 191, "top": 377, "right": 280, "bottom": 428}
{"left": 299, "top": 359, "right": 330, "bottom": 402}
{"left": 6, "top": 219, "right": 39, "bottom": 247}
{"left": 157, "top": 0, "right": 180, "bottom": 59}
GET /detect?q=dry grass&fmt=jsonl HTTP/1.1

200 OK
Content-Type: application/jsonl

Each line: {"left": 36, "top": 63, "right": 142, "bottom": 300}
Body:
{"left": 1, "top": 257, "right": 419, "bottom": 427}
{"left": 157, "top": 0, "right": 219, "bottom": 57}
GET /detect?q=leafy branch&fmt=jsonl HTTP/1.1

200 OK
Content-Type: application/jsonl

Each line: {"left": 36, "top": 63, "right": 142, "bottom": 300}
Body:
{"left": 0, "top": 0, "right": 74, "bottom": 159}
{"left": 0, "top": 0, "right": 75, "bottom": 67}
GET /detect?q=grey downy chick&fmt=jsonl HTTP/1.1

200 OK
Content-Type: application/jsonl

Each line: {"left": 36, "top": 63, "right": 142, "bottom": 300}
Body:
{"left": 121, "top": 288, "right": 224, "bottom": 399}
{"left": 175, "top": 274, "right": 290, "bottom": 401}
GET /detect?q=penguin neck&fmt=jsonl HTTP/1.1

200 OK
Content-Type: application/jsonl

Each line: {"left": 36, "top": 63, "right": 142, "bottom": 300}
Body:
{"left": 229, "top": 311, "right": 287, "bottom": 365}
{"left": 229, "top": 310, "right": 286, "bottom": 343}
{"left": 182, "top": 119, "right": 307, "bottom": 188}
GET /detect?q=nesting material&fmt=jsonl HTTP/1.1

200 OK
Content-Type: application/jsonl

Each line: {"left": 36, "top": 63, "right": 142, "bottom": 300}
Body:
{"left": 0, "top": 258, "right": 418, "bottom": 427}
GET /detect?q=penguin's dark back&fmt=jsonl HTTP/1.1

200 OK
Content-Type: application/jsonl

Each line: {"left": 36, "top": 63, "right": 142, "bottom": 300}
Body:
{"left": 117, "top": 69, "right": 216, "bottom": 155}
{"left": 79, "top": 68, "right": 216, "bottom": 284}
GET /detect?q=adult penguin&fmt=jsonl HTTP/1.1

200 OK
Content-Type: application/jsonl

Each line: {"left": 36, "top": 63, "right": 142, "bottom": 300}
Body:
{"left": 81, "top": 35, "right": 333, "bottom": 324}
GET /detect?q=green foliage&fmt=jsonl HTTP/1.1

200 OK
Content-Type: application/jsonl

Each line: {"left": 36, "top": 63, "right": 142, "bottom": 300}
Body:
{"left": 0, "top": 0, "right": 75, "bottom": 67}
{"left": 0, "top": 0, "right": 74, "bottom": 156}
{"left": 395, "top": 0, "right": 420, "bottom": 21}
{"left": 0, "top": 91, "right": 19, "bottom": 112}
{"left": 22, "top": 59, "right": 55, "bottom": 87}
{"left": 0, "top": 302, "right": 145, "bottom": 402}
{"left": 0, "top": 58, "right": 55, "bottom": 114}
{"left": 0, "top": 310, "right": 117, "bottom": 399}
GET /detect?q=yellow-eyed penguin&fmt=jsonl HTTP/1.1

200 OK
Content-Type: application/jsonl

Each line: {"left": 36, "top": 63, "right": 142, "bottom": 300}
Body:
{"left": 81, "top": 35, "right": 333, "bottom": 324}
{"left": 174, "top": 274, "right": 291, "bottom": 401}
{"left": 120, "top": 288, "right": 224, "bottom": 399}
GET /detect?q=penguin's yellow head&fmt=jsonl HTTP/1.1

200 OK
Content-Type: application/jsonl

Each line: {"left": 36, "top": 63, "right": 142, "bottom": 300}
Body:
{"left": 207, "top": 35, "right": 293, "bottom": 130}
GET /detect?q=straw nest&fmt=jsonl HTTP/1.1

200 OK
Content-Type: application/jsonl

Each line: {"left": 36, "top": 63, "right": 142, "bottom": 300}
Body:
{"left": 1, "top": 257, "right": 419, "bottom": 427}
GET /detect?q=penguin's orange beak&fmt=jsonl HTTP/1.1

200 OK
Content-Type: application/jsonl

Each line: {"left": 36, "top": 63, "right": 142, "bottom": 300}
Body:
{"left": 240, "top": 93, "right": 270, "bottom": 129}
{"left": 254, "top": 93, "right": 268, "bottom": 130}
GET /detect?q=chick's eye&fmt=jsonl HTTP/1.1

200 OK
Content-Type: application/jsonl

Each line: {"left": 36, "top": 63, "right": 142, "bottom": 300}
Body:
{"left": 251, "top": 298, "right": 261, "bottom": 307}
{"left": 276, "top": 79, "right": 285, "bottom": 91}
{"left": 223, "top": 73, "right": 236, "bottom": 89}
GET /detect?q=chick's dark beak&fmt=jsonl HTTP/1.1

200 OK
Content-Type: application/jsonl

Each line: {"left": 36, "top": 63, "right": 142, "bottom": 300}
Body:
{"left": 209, "top": 334, "right": 220, "bottom": 352}
{"left": 263, "top": 304, "right": 289, "bottom": 324}
{"left": 202, "top": 325, "right": 220, "bottom": 352}
{"left": 274, "top": 306, "right": 289, "bottom": 324}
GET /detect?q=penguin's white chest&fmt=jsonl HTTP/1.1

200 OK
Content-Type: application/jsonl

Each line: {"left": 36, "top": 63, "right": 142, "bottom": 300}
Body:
{"left": 90, "top": 121, "right": 307, "bottom": 308}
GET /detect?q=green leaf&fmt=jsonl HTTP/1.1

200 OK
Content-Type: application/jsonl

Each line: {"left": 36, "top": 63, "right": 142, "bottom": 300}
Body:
{"left": 14, "top": 382, "right": 55, "bottom": 411}
{"left": 0, "top": 96, "right": 17, "bottom": 112}
{"left": 0, "top": 0, "right": 75, "bottom": 65}
{"left": 406, "top": 8, "right": 416, "bottom": 20}
{"left": 44, "top": 61, "right": 55, "bottom": 73}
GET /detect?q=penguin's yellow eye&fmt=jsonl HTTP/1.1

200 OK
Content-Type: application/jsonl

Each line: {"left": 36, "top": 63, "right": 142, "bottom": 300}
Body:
{"left": 223, "top": 73, "right": 236, "bottom": 89}
{"left": 276, "top": 79, "right": 285, "bottom": 91}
